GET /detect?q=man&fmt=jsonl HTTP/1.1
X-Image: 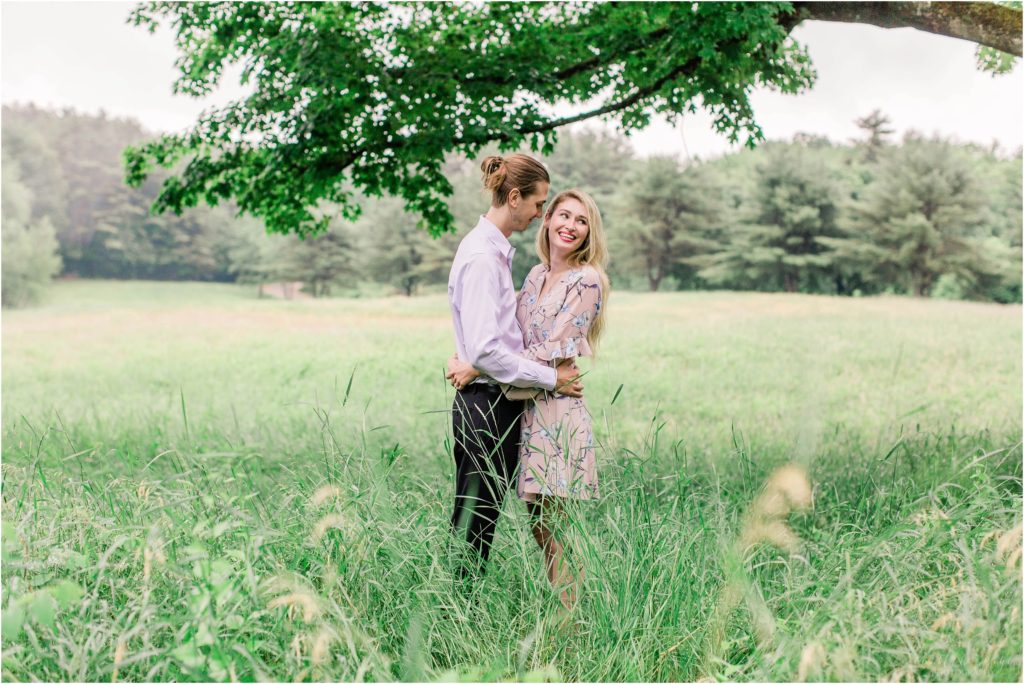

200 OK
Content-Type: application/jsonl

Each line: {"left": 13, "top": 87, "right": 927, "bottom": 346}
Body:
{"left": 446, "top": 153, "right": 583, "bottom": 577}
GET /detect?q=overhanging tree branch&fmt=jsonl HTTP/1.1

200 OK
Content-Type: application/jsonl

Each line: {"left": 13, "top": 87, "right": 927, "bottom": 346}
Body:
{"left": 501, "top": 53, "right": 707, "bottom": 141}
{"left": 785, "top": 2, "right": 1022, "bottom": 56}
{"left": 515, "top": 2, "right": 1021, "bottom": 142}
{"left": 128, "top": 2, "right": 1019, "bottom": 237}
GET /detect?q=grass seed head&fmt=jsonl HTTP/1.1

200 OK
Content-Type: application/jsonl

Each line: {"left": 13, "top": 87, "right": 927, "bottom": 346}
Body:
{"left": 910, "top": 507, "right": 950, "bottom": 527}
{"left": 882, "top": 664, "right": 920, "bottom": 682}
{"left": 1004, "top": 547, "right": 1021, "bottom": 575}
{"left": 312, "top": 513, "right": 352, "bottom": 544}
{"left": 749, "top": 464, "right": 813, "bottom": 521}
{"left": 311, "top": 627, "right": 335, "bottom": 665}
{"left": 930, "top": 612, "right": 959, "bottom": 632}
{"left": 751, "top": 606, "right": 776, "bottom": 647}
{"left": 829, "top": 643, "right": 857, "bottom": 681}
{"left": 751, "top": 489, "right": 790, "bottom": 519}
{"left": 269, "top": 592, "right": 321, "bottom": 623}
{"left": 310, "top": 485, "right": 342, "bottom": 507}
{"left": 995, "top": 523, "right": 1022, "bottom": 560}
{"left": 740, "top": 518, "right": 802, "bottom": 553}
{"left": 797, "top": 641, "right": 826, "bottom": 682}
{"left": 764, "top": 464, "right": 813, "bottom": 512}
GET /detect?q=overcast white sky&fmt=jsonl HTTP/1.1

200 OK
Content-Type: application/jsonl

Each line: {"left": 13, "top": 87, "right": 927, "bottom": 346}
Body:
{"left": 2, "top": 1, "right": 1022, "bottom": 161}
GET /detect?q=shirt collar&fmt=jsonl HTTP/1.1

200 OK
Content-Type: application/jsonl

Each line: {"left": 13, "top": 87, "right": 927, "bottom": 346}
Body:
{"left": 475, "top": 215, "right": 516, "bottom": 263}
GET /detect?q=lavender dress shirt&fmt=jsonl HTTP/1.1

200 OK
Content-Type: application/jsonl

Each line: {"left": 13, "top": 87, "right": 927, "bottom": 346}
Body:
{"left": 448, "top": 216, "right": 557, "bottom": 391}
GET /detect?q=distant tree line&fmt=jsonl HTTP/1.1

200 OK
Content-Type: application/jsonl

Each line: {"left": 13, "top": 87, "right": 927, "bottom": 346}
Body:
{"left": 2, "top": 103, "right": 1020, "bottom": 307}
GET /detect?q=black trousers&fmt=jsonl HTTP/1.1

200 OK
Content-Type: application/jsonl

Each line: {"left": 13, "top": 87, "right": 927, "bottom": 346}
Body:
{"left": 450, "top": 383, "right": 524, "bottom": 575}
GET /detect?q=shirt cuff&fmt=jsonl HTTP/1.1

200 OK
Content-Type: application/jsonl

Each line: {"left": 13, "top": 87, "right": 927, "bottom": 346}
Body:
{"left": 540, "top": 365, "right": 557, "bottom": 391}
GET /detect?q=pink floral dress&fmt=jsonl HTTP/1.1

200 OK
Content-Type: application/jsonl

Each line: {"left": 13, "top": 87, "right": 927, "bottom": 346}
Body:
{"left": 516, "top": 263, "right": 602, "bottom": 501}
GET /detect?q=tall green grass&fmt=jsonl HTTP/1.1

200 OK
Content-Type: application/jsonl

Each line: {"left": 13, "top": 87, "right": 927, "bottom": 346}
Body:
{"left": 2, "top": 281, "right": 1020, "bottom": 681}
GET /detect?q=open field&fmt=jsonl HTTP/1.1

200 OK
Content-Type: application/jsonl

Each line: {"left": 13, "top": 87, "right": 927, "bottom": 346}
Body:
{"left": 2, "top": 280, "right": 1021, "bottom": 681}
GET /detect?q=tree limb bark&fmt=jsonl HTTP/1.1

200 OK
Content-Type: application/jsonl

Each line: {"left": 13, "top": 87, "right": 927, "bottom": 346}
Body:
{"left": 785, "top": 2, "right": 1022, "bottom": 56}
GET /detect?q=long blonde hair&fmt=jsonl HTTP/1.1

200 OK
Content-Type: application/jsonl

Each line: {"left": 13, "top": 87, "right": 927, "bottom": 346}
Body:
{"left": 535, "top": 188, "right": 610, "bottom": 352}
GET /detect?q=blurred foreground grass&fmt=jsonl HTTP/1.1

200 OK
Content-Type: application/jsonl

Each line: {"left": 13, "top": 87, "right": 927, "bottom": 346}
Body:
{"left": 2, "top": 281, "right": 1021, "bottom": 681}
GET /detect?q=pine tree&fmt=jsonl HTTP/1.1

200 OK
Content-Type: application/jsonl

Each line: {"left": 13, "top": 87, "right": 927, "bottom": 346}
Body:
{"left": 854, "top": 109, "right": 895, "bottom": 163}
{"left": 822, "top": 134, "right": 1000, "bottom": 297}
{"left": 697, "top": 141, "right": 844, "bottom": 292}
{"left": 608, "top": 157, "right": 723, "bottom": 291}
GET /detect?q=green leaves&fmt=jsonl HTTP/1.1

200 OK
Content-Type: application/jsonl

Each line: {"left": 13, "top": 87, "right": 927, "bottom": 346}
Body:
{"left": 1, "top": 580, "right": 85, "bottom": 642}
{"left": 1, "top": 602, "right": 25, "bottom": 641}
{"left": 1, "top": 521, "right": 20, "bottom": 565}
{"left": 47, "top": 580, "right": 85, "bottom": 610}
{"left": 976, "top": 44, "right": 1019, "bottom": 74}
{"left": 27, "top": 592, "right": 57, "bottom": 630}
{"left": 126, "top": 2, "right": 815, "bottom": 237}
{"left": 171, "top": 641, "right": 206, "bottom": 671}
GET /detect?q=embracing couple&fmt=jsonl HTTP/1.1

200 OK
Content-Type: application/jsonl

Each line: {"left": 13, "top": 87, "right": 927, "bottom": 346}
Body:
{"left": 444, "top": 153, "right": 609, "bottom": 612}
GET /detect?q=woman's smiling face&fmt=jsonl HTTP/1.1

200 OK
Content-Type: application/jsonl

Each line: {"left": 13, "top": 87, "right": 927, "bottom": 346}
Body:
{"left": 546, "top": 196, "right": 590, "bottom": 261}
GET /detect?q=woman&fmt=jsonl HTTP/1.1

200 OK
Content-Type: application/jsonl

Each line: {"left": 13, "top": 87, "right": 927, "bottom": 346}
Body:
{"left": 448, "top": 188, "right": 609, "bottom": 611}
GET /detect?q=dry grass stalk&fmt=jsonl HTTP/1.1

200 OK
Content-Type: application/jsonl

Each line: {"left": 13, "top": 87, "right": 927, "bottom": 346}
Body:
{"left": 983, "top": 635, "right": 1009, "bottom": 671}
{"left": 290, "top": 633, "right": 305, "bottom": 660}
{"left": 703, "top": 464, "right": 813, "bottom": 675}
{"left": 910, "top": 507, "right": 950, "bottom": 526}
{"left": 142, "top": 541, "right": 166, "bottom": 584}
{"left": 881, "top": 664, "right": 920, "bottom": 682}
{"left": 269, "top": 592, "right": 321, "bottom": 623}
{"left": 930, "top": 612, "right": 960, "bottom": 632}
{"left": 1004, "top": 547, "right": 1022, "bottom": 575}
{"left": 111, "top": 639, "right": 127, "bottom": 682}
{"left": 995, "top": 524, "right": 1021, "bottom": 559}
{"left": 981, "top": 522, "right": 1022, "bottom": 575}
{"left": 827, "top": 643, "right": 857, "bottom": 681}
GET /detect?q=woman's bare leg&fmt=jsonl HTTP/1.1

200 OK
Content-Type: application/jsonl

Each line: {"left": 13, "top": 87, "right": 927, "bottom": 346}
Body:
{"left": 527, "top": 497, "right": 577, "bottom": 611}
